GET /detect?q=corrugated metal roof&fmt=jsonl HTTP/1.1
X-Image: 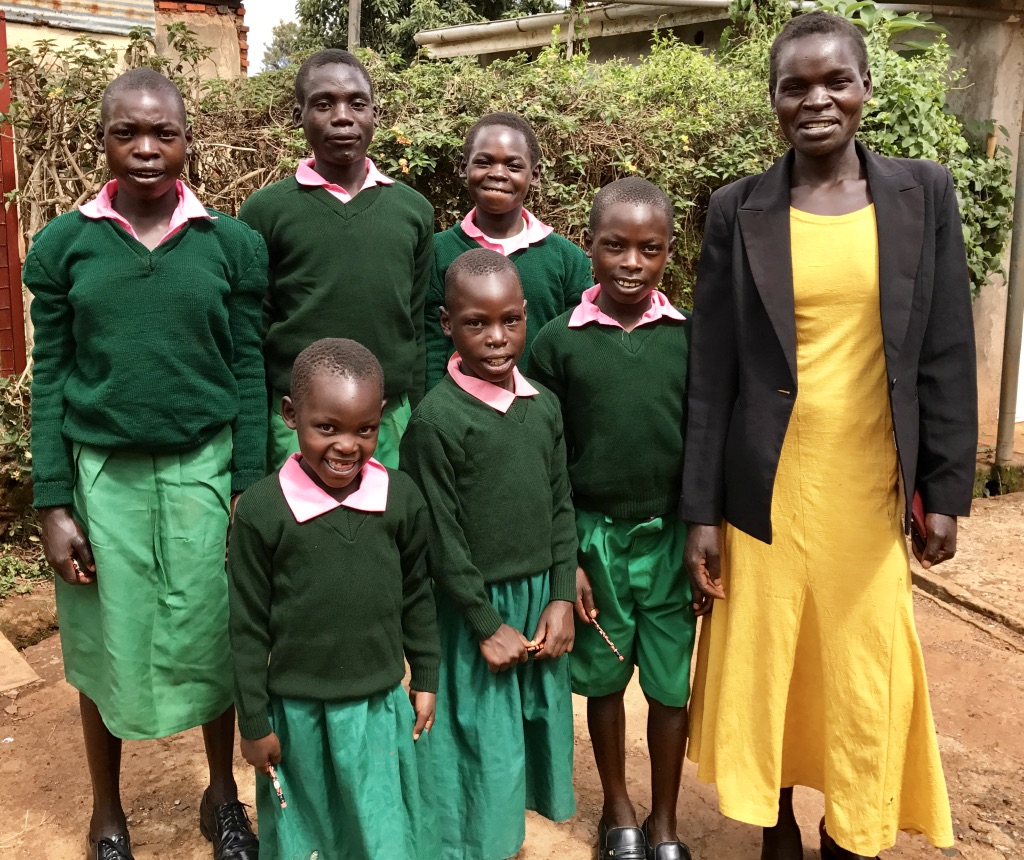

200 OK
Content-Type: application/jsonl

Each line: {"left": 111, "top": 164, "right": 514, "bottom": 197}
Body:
{"left": 0, "top": 0, "right": 155, "bottom": 37}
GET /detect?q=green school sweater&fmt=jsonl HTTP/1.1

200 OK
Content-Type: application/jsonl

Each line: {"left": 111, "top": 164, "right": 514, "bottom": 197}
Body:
{"left": 25, "top": 211, "right": 269, "bottom": 509}
{"left": 425, "top": 224, "right": 592, "bottom": 390}
{"left": 399, "top": 376, "right": 577, "bottom": 640}
{"left": 239, "top": 178, "right": 434, "bottom": 405}
{"left": 528, "top": 309, "right": 691, "bottom": 520}
{"left": 227, "top": 468, "right": 440, "bottom": 741}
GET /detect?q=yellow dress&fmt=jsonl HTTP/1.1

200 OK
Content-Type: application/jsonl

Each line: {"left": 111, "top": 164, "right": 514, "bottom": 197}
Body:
{"left": 687, "top": 205, "right": 954, "bottom": 856}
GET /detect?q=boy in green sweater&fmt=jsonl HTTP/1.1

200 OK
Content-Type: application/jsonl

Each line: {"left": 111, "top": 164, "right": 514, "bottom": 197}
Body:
{"left": 529, "top": 178, "right": 696, "bottom": 860}
{"left": 228, "top": 338, "right": 439, "bottom": 860}
{"left": 26, "top": 69, "right": 263, "bottom": 860}
{"left": 425, "top": 112, "right": 591, "bottom": 390}
{"left": 239, "top": 49, "right": 434, "bottom": 470}
{"left": 400, "top": 248, "right": 577, "bottom": 860}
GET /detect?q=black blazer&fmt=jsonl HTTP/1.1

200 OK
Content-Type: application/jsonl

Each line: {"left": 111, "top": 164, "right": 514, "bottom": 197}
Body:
{"left": 680, "top": 143, "right": 978, "bottom": 544}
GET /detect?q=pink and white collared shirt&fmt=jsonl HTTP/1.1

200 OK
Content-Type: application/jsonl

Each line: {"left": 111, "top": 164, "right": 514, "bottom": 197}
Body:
{"left": 278, "top": 453, "right": 390, "bottom": 523}
{"left": 460, "top": 207, "right": 553, "bottom": 256}
{"left": 295, "top": 157, "right": 394, "bottom": 204}
{"left": 79, "top": 179, "right": 214, "bottom": 246}
{"left": 568, "top": 285, "right": 686, "bottom": 331}
{"left": 447, "top": 352, "right": 538, "bottom": 414}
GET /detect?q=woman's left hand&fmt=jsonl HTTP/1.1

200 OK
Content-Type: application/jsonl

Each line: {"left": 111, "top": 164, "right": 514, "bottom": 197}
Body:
{"left": 915, "top": 513, "right": 957, "bottom": 569}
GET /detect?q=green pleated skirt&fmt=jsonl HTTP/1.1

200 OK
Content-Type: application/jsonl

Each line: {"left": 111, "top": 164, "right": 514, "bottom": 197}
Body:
{"left": 430, "top": 571, "right": 576, "bottom": 860}
{"left": 255, "top": 685, "right": 439, "bottom": 860}
{"left": 58, "top": 427, "right": 233, "bottom": 740}
{"left": 268, "top": 395, "right": 411, "bottom": 471}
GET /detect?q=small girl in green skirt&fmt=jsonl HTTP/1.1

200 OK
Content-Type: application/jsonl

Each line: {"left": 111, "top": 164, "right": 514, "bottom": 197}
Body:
{"left": 228, "top": 338, "right": 441, "bottom": 860}
{"left": 26, "top": 70, "right": 266, "bottom": 859}
{"left": 401, "top": 249, "right": 578, "bottom": 860}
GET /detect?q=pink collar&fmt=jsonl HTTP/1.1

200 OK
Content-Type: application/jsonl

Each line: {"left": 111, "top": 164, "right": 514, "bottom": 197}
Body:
{"left": 79, "top": 180, "right": 214, "bottom": 245}
{"left": 460, "top": 207, "right": 553, "bottom": 256}
{"left": 278, "top": 454, "right": 390, "bottom": 523}
{"left": 295, "top": 157, "right": 394, "bottom": 203}
{"left": 447, "top": 352, "right": 538, "bottom": 414}
{"left": 568, "top": 284, "right": 685, "bottom": 330}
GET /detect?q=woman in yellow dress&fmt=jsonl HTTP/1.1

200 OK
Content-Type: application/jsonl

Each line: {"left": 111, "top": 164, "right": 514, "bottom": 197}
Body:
{"left": 681, "top": 12, "right": 977, "bottom": 860}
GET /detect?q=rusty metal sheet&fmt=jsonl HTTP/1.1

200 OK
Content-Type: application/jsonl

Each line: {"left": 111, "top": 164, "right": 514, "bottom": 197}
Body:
{"left": 0, "top": 0, "right": 155, "bottom": 37}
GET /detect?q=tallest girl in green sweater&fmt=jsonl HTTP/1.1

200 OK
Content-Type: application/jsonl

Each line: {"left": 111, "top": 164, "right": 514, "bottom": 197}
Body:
{"left": 239, "top": 49, "right": 434, "bottom": 470}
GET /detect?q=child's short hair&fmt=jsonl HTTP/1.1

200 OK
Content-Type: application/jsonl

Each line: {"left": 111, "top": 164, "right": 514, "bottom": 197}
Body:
{"left": 101, "top": 68, "right": 186, "bottom": 124}
{"left": 463, "top": 112, "right": 542, "bottom": 167}
{"left": 444, "top": 248, "right": 523, "bottom": 308}
{"left": 769, "top": 11, "right": 868, "bottom": 92}
{"left": 295, "top": 49, "right": 374, "bottom": 103}
{"left": 290, "top": 338, "right": 385, "bottom": 404}
{"left": 589, "top": 177, "right": 674, "bottom": 235}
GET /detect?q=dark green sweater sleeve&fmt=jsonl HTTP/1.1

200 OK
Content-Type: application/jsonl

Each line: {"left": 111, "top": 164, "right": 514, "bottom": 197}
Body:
{"left": 228, "top": 231, "right": 270, "bottom": 493}
{"left": 400, "top": 416, "right": 504, "bottom": 640}
{"left": 227, "top": 507, "right": 275, "bottom": 740}
{"left": 424, "top": 247, "right": 449, "bottom": 393}
{"left": 564, "top": 241, "right": 593, "bottom": 308}
{"left": 526, "top": 322, "right": 567, "bottom": 403}
{"left": 24, "top": 235, "right": 76, "bottom": 508}
{"left": 409, "top": 209, "right": 434, "bottom": 407}
{"left": 398, "top": 483, "right": 441, "bottom": 692}
{"left": 548, "top": 408, "right": 578, "bottom": 603}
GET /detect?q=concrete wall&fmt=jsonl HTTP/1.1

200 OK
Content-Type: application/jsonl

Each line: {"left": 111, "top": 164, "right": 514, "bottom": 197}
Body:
{"left": 4, "top": 20, "right": 130, "bottom": 54}
{"left": 155, "top": 8, "right": 244, "bottom": 79}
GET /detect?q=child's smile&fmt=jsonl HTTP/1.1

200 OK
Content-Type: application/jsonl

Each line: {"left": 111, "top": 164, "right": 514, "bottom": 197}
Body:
{"left": 282, "top": 374, "right": 385, "bottom": 498}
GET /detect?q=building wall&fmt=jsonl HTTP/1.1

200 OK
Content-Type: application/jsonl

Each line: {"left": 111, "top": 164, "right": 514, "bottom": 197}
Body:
{"left": 4, "top": 20, "right": 131, "bottom": 54}
{"left": 154, "top": 1, "right": 247, "bottom": 78}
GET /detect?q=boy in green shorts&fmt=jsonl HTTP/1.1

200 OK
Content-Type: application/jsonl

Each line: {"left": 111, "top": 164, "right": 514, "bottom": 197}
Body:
{"left": 239, "top": 49, "right": 433, "bottom": 469}
{"left": 529, "top": 177, "right": 696, "bottom": 860}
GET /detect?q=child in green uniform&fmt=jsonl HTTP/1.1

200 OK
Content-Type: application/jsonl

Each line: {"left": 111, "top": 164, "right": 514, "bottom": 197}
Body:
{"left": 26, "top": 70, "right": 264, "bottom": 860}
{"left": 239, "top": 49, "right": 434, "bottom": 470}
{"left": 425, "top": 112, "right": 591, "bottom": 390}
{"left": 529, "top": 178, "right": 697, "bottom": 860}
{"left": 400, "top": 248, "right": 577, "bottom": 860}
{"left": 228, "top": 338, "right": 440, "bottom": 860}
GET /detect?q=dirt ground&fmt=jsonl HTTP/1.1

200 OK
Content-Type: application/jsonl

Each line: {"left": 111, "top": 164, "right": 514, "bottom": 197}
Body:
{"left": 2, "top": 493, "right": 1022, "bottom": 859}
{"left": 0, "top": 592, "right": 1020, "bottom": 860}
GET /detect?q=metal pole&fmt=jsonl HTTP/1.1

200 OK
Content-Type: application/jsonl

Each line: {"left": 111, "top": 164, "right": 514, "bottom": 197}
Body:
{"left": 348, "top": 0, "right": 362, "bottom": 49}
{"left": 996, "top": 117, "right": 1024, "bottom": 465}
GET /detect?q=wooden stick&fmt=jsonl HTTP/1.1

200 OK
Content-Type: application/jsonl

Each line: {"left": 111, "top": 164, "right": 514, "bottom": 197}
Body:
{"left": 268, "top": 764, "right": 287, "bottom": 809}
{"left": 591, "top": 618, "right": 625, "bottom": 662}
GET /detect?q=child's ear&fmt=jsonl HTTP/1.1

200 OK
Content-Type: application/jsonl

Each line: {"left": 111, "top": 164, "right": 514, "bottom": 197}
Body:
{"left": 185, "top": 123, "right": 194, "bottom": 157}
{"left": 583, "top": 229, "right": 594, "bottom": 259}
{"left": 439, "top": 306, "right": 452, "bottom": 338}
{"left": 522, "top": 299, "right": 528, "bottom": 321}
{"left": 457, "top": 155, "right": 468, "bottom": 183}
{"left": 94, "top": 121, "right": 106, "bottom": 154}
{"left": 667, "top": 233, "right": 677, "bottom": 261}
{"left": 372, "top": 103, "right": 382, "bottom": 128}
{"left": 281, "top": 396, "right": 299, "bottom": 430}
{"left": 380, "top": 398, "right": 388, "bottom": 417}
{"left": 291, "top": 103, "right": 303, "bottom": 129}
{"left": 529, "top": 161, "right": 541, "bottom": 189}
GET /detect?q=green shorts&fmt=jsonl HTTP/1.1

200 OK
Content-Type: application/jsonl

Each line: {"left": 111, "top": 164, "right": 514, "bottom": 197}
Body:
{"left": 570, "top": 509, "right": 697, "bottom": 707}
{"left": 267, "top": 394, "right": 412, "bottom": 472}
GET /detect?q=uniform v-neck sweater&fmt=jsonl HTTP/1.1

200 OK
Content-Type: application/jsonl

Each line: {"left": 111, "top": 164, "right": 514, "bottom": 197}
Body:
{"left": 25, "top": 210, "right": 269, "bottom": 508}
{"left": 227, "top": 468, "right": 440, "bottom": 741}
{"left": 528, "top": 310, "right": 691, "bottom": 519}
{"left": 239, "top": 177, "right": 434, "bottom": 404}
{"left": 399, "top": 376, "right": 577, "bottom": 640}
{"left": 425, "top": 223, "right": 592, "bottom": 391}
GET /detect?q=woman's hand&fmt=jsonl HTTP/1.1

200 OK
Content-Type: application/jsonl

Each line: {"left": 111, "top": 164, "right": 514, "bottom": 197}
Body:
{"left": 241, "top": 732, "right": 282, "bottom": 775}
{"left": 915, "top": 513, "right": 957, "bottom": 569}
{"left": 685, "top": 524, "right": 725, "bottom": 614}
{"left": 410, "top": 690, "right": 436, "bottom": 741}
{"left": 574, "top": 566, "right": 597, "bottom": 624}
{"left": 479, "top": 624, "right": 531, "bottom": 673}
{"left": 531, "top": 601, "right": 575, "bottom": 659}
{"left": 39, "top": 506, "right": 95, "bottom": 585}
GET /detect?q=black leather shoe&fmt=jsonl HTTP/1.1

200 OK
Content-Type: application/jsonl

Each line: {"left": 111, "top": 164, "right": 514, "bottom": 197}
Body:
{"left": 199, "top": 790, "right": 259, "bottom": 860}
{"left": 598, "top": 820, "right": 647, "bottom": 859}
{"left": 85, "top": 833, "right": 134, "bottom": 860}
{"left": 820, "top": 819, "right": 878, "bottom": 860}
{"left": 641, "top": 817, "right": 693, "bottom": 860}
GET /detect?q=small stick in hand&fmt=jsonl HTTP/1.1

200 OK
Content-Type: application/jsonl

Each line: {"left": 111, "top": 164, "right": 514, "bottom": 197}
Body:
{"left": 591, "top": 618, "right": 625, "bottom": 662}
{"left": 268, "top": 764, "right": 287, "bottom": 809}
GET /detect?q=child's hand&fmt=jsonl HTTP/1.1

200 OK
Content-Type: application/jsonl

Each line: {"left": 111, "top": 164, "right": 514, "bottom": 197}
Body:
{"left": 39, "top": 506, "right": 95, "bottom": 585}
{"left": 914, "top": 513, "right": 958, "bottom": 569}
{"left": 531, "top": 600, "right": 575, "bottom": 660}
{"left": 575, "top": 566, "right": 598, "bottom": 624}
{"left": 479, "top": 624, "right": 531, "bottom": 673}
{"left": 241, "top": 732, "right": 282, "bottom": 775}
{"left": 410, "top": 690, "right": 436, "bottom": 741}
{"left": 684, "top": 524, "right": 725, "bottom": 615}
